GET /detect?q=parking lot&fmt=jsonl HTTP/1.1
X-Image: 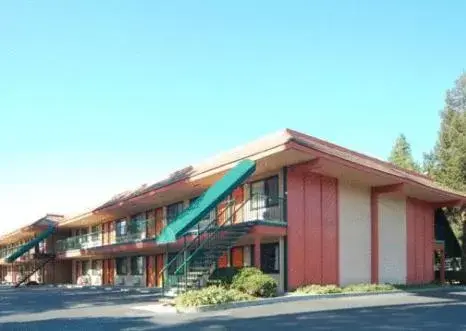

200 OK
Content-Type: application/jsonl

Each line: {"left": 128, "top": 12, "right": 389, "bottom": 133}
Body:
{"left": 1, "top": 286, "right": 466, "bottom": 330}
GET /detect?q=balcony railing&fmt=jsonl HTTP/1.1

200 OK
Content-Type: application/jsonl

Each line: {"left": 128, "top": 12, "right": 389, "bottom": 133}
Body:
{"left": 56, "top": 219, "right": 149, "bottom": 252}
{"left": 56, "top": 194, "right": 286, "bottom": 252}
{"left": 0, "top": 242, "right": 45, "bottom": 261}
{"left": 185, "top": 193, "right": 286, "bottom": 235}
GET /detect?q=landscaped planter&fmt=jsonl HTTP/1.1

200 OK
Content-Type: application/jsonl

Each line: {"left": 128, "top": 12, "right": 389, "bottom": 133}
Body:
{"left": 176, "top": 284, "right": 461, "bottom": 313}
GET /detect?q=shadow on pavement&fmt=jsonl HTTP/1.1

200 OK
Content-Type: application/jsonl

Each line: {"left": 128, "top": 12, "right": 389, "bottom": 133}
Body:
{"left": 0, "top": 316, "right": 156, "bottom": 331}
{"left": 0, "top": 286, "right": 161, "bottom": 317}
{"left": 161, "top": 300, "right": 466, "bottom": 330}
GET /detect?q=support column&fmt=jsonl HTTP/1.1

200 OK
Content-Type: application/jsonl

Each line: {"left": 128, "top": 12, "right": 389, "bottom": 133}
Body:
{"left": 254, "top": 237, "right": 261, "bottom": 269}
{"left": 279, "top": 237, "right": 285, "bottom": 294}
{"left": 370, "top": 190, "right": 379, "bottom": 284}
{"left": 439, "top": 249, "right": 445, "bottom": 284}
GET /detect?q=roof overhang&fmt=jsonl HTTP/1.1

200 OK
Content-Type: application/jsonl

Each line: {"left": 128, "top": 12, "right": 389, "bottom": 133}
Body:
{"left": 56, "top": 129, "right": 466, "bottom": 229}
{"left": 0, "top": 214, "right": 62, "bottom": 245}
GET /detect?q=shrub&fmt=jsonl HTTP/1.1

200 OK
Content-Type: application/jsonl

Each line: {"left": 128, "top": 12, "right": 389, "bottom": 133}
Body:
{"left": 231, "top": 268, "right": 277, "bottom": 297}
{"left": 175, "top": 285, "right": 254, "bottom": 307}
{"left": 295, "top": 284, "right": 343, "bottom": 295}
{"left": 343, "top": 283, "right": 395, "bottom": 293}
{"left": 208, "top": 267, "right": 241, "bottom": 286}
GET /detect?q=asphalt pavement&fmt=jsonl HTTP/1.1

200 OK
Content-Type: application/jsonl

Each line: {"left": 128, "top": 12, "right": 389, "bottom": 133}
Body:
{"left": 1, "top": 286, "right": 466, "bottom": 330}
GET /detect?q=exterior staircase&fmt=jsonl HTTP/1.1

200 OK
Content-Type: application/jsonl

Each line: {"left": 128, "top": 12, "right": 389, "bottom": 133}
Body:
{"left": 161, "top": 198, "right": 252, "bottom": 296}
{"left": 14, "top": 253, "right": 55, "bottom": 288}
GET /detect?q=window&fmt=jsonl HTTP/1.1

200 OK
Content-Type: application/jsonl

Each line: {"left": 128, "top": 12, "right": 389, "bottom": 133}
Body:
{"left": 166, "top": 201, "right": 185, "bottom": 223}
{"left": 130, "top": 256, "right": 144, "bottom": 275}
{"left": 91, "top": 260, "right": 100, "bottom": 275}
{"left": 251, "top": 176, "right": 279, "bottom": 209}
{"left": 82, "top": 260, "right": 91, "bottom": 276}
{"left": 116, "top": 257, "right": 127, "bottom": 275}
{"left": 79, "top": 228, "right": 89, "bottom": 243}
{"left": 260, "top": 243, "right": 279, "bottom": 274}
{"left": 129, "top": 213, "right": 145, "bottom": 234}
{"left": 91, "top": 225, "right": 100, "bottom": 242}
{"left": 115, "top": 219, "right": 127, "bottom": 237}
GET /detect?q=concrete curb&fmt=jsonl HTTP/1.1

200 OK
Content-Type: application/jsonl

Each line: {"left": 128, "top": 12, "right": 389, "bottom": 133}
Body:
{"left": 14, "top": 283, "right": 162, "bottom": 294}
{"left": 176, "top": 286, "right": 466, "bottom": 314}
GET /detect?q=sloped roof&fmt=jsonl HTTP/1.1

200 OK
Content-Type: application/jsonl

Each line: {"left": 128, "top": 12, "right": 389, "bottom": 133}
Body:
{"left": 93, "top": 128, "right": 466, "bottom": 213}
{"left": 0, "top": 214, "right": 63, "bottom": 244}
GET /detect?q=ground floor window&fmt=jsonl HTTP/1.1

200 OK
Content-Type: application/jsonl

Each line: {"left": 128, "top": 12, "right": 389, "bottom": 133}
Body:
{"left": 116, "top": 257, "right": 127, "bottom": 275}
{"left": 130, "top": 256, "right": 144, "bottom": 275}
{"left": 260, "top": 243, "right": 279, "bottom": 274}
{"left": 82, "top": 260, "right": 91, "bottom": 276}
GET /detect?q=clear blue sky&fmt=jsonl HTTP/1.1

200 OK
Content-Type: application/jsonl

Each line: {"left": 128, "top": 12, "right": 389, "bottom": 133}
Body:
{"left": 0, "top": 1, "right": 465, "bottom": 233}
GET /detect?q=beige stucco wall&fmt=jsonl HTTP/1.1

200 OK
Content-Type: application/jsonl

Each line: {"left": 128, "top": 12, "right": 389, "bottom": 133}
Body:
{"left": 338, "top": 180, "right": 371, "bottom": 285}
{"left": 378, "top": 196, "right": 407, "bottom": 284}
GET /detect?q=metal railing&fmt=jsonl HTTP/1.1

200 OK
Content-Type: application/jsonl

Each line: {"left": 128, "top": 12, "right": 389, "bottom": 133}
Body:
{"left": 56, "top": 219, "right": 149, "bottom": 252}
{"left": 160, "top": 193, "right": 286, "bottom": 293}
{"left": 0, "top": 242, "right": 43, "bottom": 260}
{"left": 55, "top": 193, "right": 286, "bottom": 253}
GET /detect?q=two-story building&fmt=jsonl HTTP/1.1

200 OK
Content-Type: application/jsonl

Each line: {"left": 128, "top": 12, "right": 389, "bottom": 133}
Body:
{"left": 1, "top": 129, "right": 465, "bottom": 292}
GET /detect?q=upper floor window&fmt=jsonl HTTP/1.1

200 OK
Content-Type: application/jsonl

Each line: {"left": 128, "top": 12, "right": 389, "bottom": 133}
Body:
{"left": 251, "top": 175, "right": 279, "bottom": 209}
{"left": 129, "top": 213, "right": 146, "bottom": 234}
{"left": 91, "top": 225, "right": 100, "bottom": 242}
{"left": 115, "top": 219, "right": 127, "bottom": 237}
{"left": 166, "top": 201, "right": 185, "bottom": 224}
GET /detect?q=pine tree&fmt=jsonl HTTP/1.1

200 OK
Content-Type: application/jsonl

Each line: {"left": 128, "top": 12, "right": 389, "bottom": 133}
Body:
{"left": 425, "top": 72, "right": 466, "bottom": 244}
{"left": 388, "top": 134, "right": 421, "bottom": 172}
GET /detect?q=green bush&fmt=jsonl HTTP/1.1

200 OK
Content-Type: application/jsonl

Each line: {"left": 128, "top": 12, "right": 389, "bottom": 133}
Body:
{"left": 295, "top": 283, "right": 398, "bottom": 295}
{"left": 208, "top": 267, "right": 241, "bottom": 286}
{"left": 343, "top": 283, "right": 395, "bottom": 293}
{"left": 175, "top": 285, "right": 254, "bottom": 307}
{"left": 231, "top": 268, "right": 277, "bottom": 297}
{"left": 295, "top": 284, "right": 343, "bottom": 295}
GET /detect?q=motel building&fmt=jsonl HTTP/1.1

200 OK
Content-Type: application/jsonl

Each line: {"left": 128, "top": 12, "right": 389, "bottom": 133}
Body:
{"left": 0, "top": 129, "right": 465, "bottom": 293}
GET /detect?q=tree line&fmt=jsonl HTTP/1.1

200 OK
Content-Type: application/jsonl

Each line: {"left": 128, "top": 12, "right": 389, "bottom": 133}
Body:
{"left": 388, "top": 72, "right": 466, "bottom": 241}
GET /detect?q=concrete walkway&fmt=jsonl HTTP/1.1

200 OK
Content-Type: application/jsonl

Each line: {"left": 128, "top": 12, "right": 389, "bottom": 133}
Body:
{"left": 1, "top": 287, "right": 466, "bottom": 330}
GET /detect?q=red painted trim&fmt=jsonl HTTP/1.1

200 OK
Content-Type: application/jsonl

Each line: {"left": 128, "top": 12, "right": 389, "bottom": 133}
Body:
{"left": 406, "top": 198, "right": 435, "bottom": 284}
{"left": 321, "top": 176, "right": 338, "bottom": 284}
{"left": 286, "top": 163, "right": 339, "bottom": 288}
{"left": 231, "top": 247, "right": 244, "bottom": 268}
{"left": 249, "top": 225, "right": 287, "bottom": 236}
{"left": 372, "top": 183, "right": 404, "bottom": 195}
{"left": 305, "top": 174, "right": 321, "bottom": 284}
{"left": 370, "top": 189, "right": 379, "bottom": 284}
{"left": 287, "top": 167, "right": 305, "bottom": 289}
{"left": 431, "top": 199, "right": 464, "bottom": 209}
{"left": 286, "top": 141, "right": 465, "bottom": 201}
{"left": 156, "top": 254, "right": 164, "bottom": 287}
{"left": 406, "top": 198, "right": 416, "bottom": 284}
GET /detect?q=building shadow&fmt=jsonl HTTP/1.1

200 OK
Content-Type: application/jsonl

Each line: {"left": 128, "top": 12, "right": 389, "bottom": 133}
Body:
{"left": 161, "top": 300, "right": 466, "bottom": 330}
{"left": 0, "top": 316, "right": 156, "bottom": 331}
{"left": 0, "top": 286, "right": 161, "bottom": 317}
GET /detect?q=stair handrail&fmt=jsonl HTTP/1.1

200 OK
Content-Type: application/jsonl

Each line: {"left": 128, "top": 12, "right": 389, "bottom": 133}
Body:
{"left": 158, "top": 198, "right": 237, "bottom": 282}
{"left": 14, "top": 255, "right": 55, "bottom": 288}
{"left": 172, "top": 196, "right": 251, "bottom": 276}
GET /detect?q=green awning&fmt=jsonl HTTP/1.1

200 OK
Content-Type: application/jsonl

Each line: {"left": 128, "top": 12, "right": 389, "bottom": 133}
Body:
{"left": 5, "top": 226, "right": 56, "bottom": 263}
{"left": 156, "top": 159, "right": 256, "bottom": 244}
